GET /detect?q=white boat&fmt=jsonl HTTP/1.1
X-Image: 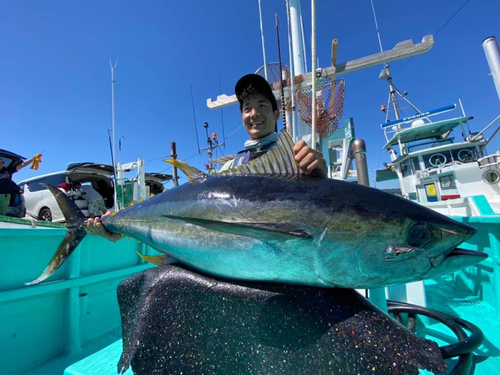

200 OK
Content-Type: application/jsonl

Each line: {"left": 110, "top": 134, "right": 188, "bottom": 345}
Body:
{"left": 376, "top": 62, "right": 500, "bottom": 217}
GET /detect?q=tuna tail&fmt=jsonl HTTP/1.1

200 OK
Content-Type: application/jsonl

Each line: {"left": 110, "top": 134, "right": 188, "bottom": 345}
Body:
{"left": 26, "top": 185, "right": 88, "bottom": 285}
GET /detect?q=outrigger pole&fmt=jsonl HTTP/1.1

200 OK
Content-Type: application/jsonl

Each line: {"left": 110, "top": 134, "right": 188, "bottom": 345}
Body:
{"left": 109, "top": 59, "right": 119, "bottom": 211}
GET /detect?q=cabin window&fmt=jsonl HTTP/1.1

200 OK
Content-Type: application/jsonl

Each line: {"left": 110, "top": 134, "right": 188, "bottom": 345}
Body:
{"left": 439, "top": 175, "right": 456, "bottom": 189}
{"left": 400, "top": 159, "right": 413, "bottom": 177}
{"left": 423, "top": 151, "right": 451, "bottom": 168}
{"left": 412, "top": 157, "right": 421, "bottom": 172}
{"left": 452, "top": 147, "right": 476, "bottom": 162}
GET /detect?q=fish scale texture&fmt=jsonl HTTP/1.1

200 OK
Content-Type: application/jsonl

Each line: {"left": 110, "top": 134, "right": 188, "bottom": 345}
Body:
{"left": 117, "top": 265, "right": 447, "bottom": 375}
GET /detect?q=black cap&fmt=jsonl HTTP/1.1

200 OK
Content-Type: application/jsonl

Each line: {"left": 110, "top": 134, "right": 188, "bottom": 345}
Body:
{"left": 235, "top": 74, "right": 278, "bottom": 111}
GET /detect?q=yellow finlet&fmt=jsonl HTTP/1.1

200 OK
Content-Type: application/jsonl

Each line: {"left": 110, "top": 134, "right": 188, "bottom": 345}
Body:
{"left": 136, "top": 251, "right": 170, "bottom": 267}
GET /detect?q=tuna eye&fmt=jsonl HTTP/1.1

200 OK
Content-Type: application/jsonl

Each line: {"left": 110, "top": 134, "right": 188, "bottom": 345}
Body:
{"left": 407, "top": 224, "right": 432, "bottom": 247}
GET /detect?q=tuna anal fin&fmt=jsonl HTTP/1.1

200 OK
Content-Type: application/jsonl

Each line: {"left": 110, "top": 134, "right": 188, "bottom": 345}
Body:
{"left": 163, "top": 215, "right": 311, "bottom": 241}
{"left": 26, "top": 227, "right": 87, "bottom": 285}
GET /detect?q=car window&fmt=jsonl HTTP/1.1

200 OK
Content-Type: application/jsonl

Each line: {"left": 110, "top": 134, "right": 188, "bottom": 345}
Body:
{"left": 45, "top": 173, "right": 66, "bottom": 187}
{"left": 28, "top": 178, "right": 46, "bottom": 192}
{"left": 26, "top": 173, "right": 65, "bottom": 192}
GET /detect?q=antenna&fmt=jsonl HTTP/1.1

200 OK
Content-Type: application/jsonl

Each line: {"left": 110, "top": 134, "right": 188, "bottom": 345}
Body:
{"left": 199, "top": 122, "right": 225, "bottom": 175}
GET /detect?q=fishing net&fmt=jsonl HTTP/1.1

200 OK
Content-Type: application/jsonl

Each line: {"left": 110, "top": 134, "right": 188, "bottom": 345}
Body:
{"left": 294, "top": 75, "right": 345, "bottom": 138}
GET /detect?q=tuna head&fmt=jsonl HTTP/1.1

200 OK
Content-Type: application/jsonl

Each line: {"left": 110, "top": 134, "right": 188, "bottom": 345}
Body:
{"left": 315, "top": 186, "right": 481, "bottom": 289}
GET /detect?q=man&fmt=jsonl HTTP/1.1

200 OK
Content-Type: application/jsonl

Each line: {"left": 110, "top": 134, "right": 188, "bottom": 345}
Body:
{"left": 221, "top": 74, "right": 328, "bottom": 177}
{"left": 0, "top": 155, "right": 38, "bottom": 216}
{"left": 87, "top": 73, "right": 328, "bottom": 239}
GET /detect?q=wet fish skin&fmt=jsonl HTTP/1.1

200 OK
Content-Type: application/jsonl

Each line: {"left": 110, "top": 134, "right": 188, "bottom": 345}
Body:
{"left": 97, "top": 174, "right": 480, "bottom": 289}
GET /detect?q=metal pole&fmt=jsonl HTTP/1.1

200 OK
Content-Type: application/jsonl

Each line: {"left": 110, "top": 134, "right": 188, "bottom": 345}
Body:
{"left": 286, "top": 0, "right": 297, "bottom": 141}
{"left": 352, "top": 138, "right": 387, "bottom": 312}
{"left": 289, "top": 0, "right": 310, "bottom": 140}
{"left": 171, "top": 142, "right": 179, "bottom": 187}
{"left": 311, "top": 0, "right": 317, "bottom": 149}
{"left": 110, "top": 59, "right": 118, "bottom": 211}
{"left": 482, "top": 36, "right": 500, "bottom": 103}
{"left": 352, "top": 139, "right": 369, "bottom": 186}
{"left": 258, "top": 0, "right": 268, "bottom": 81}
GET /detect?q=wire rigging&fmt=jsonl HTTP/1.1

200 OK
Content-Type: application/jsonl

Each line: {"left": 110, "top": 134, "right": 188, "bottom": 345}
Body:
{"left": 370, "top": 0, "right": 384, "bottom": 53}
{"left": 397, "top": 0, "right": 471, "bottom": 72}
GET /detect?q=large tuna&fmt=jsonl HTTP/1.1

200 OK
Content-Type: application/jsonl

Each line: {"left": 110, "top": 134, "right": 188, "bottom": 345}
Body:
{"left": 28, "top": 131, "right": 484, "bottom": 288}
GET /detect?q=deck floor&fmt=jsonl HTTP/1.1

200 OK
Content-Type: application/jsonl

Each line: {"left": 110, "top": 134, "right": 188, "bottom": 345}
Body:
{"left": 423, "top": 276, "right": 500, "bottom": 374}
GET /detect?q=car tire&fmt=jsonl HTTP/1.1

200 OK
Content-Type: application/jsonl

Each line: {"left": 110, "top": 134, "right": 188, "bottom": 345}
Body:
{"left": 39, "top": 208, "right": 52, "bottom": 222}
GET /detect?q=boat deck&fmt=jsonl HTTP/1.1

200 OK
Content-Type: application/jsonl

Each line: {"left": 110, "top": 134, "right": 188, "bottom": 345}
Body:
{"left": 423, "top": 276, "right": 500, "bottom": 374}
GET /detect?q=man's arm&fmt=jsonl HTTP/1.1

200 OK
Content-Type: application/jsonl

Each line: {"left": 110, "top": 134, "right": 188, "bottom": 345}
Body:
{"left": 293, "top": 140, "right": 328, "bottom": 178}
{"left": 16, "top": 154, "right": 39, "bottom": 171}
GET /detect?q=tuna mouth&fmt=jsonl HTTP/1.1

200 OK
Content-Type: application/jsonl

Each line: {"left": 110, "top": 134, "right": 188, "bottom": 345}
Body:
{"left": 427, "top": 247, "right": 487, "bottom": 274}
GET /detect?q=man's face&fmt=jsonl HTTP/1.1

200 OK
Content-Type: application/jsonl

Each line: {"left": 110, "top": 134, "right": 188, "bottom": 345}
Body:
{"left": 241, "top": 93, "right": 279, "bottom": 140}
{"left": 0, "top": 160, "right": 4, "bottom": 169}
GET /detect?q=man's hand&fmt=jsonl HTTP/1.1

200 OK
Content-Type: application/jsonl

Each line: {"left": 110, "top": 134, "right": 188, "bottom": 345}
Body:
{"left": 86, "top": 212, "right": 122, "bottom": 242}
{"left": 293, "top": 140, "right": 328, "bottom": 178}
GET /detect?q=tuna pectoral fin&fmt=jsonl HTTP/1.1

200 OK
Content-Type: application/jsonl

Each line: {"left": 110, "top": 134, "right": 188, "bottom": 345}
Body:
{"left": 136, "top": 251, "right": 171, "bottom": 266}
{"left": 26, "top": 227, "right": 87, "bottom": 285}
{"left": 162, "top": 215, "right": 311, "bottom": 241}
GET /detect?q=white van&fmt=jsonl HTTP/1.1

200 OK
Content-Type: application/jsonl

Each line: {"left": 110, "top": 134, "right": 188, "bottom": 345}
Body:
{"left": 18, "top": 163, "right": 172, "bottom": 222}
{"left": 18, "top": 163, "right": 116, "bottom": 222}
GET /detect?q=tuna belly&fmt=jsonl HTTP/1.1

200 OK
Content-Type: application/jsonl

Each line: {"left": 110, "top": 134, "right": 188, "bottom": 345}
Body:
{"left": 135, "top": 220, "right": 325, "bottom": 287}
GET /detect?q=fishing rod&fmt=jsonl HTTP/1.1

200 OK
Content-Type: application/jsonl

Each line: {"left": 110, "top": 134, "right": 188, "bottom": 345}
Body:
{"left": 275, "top": 13, "right": 286, "bottom": 132}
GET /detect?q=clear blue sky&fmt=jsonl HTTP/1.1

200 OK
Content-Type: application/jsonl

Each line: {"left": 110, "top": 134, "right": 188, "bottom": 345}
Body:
{"left": 2, "top": 0, "right": 499, "bottom": 189}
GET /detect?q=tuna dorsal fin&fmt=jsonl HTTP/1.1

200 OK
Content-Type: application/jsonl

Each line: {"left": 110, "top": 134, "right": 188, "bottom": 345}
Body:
{"left": 163, "top": 159, "right": 206, "bottom": 183}
{"left": 218, "top": 130, "right": 299, "bottom": 176}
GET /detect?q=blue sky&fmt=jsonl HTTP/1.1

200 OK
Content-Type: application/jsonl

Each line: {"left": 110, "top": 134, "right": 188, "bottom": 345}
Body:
{"left": 1, "top": 0, "right": 499, "bottom": 189}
